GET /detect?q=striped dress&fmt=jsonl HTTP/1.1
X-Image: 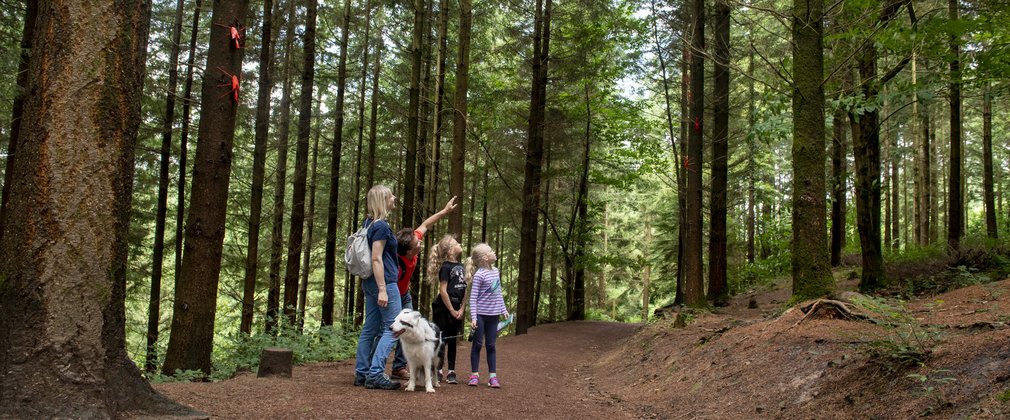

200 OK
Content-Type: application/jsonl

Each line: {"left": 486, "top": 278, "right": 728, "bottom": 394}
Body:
{"left": 469, "top": 267, "right": 507, "bottom": 321}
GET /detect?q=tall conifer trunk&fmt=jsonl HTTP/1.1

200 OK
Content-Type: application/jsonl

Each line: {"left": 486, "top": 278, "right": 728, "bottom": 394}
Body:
{"left": 0, "top": 0, "right": 199, "bottom": 416}
{"left": 791, "top": 0, "right": 833, "bottom": 299}
{"left": 518, "top": 0, "right": 553, "bottom": 332}
{"left": 947, "top": 0, "right": 963, "bottom": 251}
{"left": 283, "top": 0, "right": 320, "bottom": 326}
{"left": 241, "top": 0, "right": 276, "bottom": 335}
{"left": 147, "top": 0, "right": 187, "bottom": 372}
{"left": 267, "top": 0, "right": 297, "bottom": 333}
{"left": 163, "top": 0, "right": 250, "bottom": 374}
{"left": 708, "top": 0, "right": 730, "bottom": 305}
{"left": 684, "top": 0, "right": 706, "bottom": 306}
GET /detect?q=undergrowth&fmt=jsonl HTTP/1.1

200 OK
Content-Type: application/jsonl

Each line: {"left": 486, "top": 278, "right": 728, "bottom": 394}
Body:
{"left": 149, "top": 320, "right": 359, "bottom": 383}
{"left": 847, "top": 294, "right": 941, "bottom": 373}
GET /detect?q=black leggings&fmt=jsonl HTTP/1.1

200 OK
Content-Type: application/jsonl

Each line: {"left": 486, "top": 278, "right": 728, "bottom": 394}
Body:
{"left": 433, "top": 306, "right": 463, "bottom": 371}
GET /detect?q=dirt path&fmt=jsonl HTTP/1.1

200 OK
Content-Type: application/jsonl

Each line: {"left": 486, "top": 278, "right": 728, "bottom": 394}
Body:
{"left": 155, "top": 321, "right": 640, "bottom": 419}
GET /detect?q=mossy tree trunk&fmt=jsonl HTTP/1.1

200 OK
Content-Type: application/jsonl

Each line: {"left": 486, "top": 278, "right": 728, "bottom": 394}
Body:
{"left": 791, "top": 0, "right": 833, "bottom": 300}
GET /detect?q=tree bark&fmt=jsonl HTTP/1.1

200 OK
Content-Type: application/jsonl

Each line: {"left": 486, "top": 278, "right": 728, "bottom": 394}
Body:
{"left": 707, "top": 0, "right": 730, "bottom": 306}
{"left": 0, "top": 0, "right": 199, "bottom": 416}
{"left": 267, "top": 0, "right": 296, "bottom": 333}
{"left": 983, "top": 81, "right": 996, "bottom": 239}
{"left": 175, "top": 0, "right": 204, "bottom": 293}
{"left": 241, "top": 0, "right": 276, "bottom": 335}
{"left": 684, "top": 0, "right": 706, "bottom": 307}
{"left": 519, "top": 0, "right": 553, "bottom": 332}
{"left": 340, "top": 0, "right": 372, "bottom": 327}
{"left": 791, "top": 0, "right": 833, "bottom": 300}
{"left": 746, "top": 42, "right": 756, "bottom": 264}
{"left": 164, "top": 0, "right": 250, "bottom": 374}
{"left": 403, "top": 0, "right": 424, "bottom": 228}
{"left": 831, "top": 109, "right": 848, "bottom": 266}
{"left": 947, "top": 0, "right": 963, "bottom": 251}
{"left": 148, "top": 0, "right": 187, "bottom": 372}
{"left": 299, "top": 87, "right": 324, "bottom": 333}
{"left": 322, "top": 0, "right": 350, "bottom": 327}
{"left": 283, "top": 0, "right": 320, "bottom": 327}
{"left": 449, "top": 0, "right": 472, "bottom": 237}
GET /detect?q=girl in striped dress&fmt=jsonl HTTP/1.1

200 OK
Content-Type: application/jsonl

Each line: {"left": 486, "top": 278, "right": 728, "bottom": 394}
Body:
{"left": 465, "top": 243, "right": 508, "bottom": 388}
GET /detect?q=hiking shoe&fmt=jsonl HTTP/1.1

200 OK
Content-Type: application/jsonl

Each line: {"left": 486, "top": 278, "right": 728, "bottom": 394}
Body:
{"left": 488, "top": 376, "right": 501, "bottom": 388}
{"left": 365, "top": 374, "right": 401, "bottom": 390}
{"left": 353, "top": 374, "right": 366, "bottom": 386}
{"left": 467, "top": 374, "right": 479, "bottom": 386}
{"left": 391, "top": 367, "right": 410, "bottom": 380}
{"left": 446, "top": 371, "right": 458, "bottom": 384}
{"left": 437, "top": 370, "right": 444, "bottom": 382}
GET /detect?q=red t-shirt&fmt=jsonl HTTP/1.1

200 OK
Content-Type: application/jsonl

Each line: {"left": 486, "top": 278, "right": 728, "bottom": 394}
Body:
{"left": 397, "top": 230, "right": 424, "bottom": 296}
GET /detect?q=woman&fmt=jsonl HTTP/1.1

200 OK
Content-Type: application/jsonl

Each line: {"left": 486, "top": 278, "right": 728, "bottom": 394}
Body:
{"left": 353, "top": 185, "right": 402, "bottom": 390}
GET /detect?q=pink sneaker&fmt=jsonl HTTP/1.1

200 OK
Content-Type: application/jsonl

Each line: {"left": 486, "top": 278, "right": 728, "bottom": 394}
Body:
{"left": 467, "top": 374, "right": 479, "bottom": 386}
{"left": 488, "top": 376, "right": 501, "bottom": 388}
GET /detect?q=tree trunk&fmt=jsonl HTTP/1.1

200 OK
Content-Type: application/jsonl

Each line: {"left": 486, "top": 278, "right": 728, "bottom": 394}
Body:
{"left": 534, "top": 149, "right": 551, "bottom": 323}
{"left": 675, "top": 28, "right": 688, "bottom": 304}
{"left": 284, "top": 0, "right": 320, "bottom": 328}
{"left": 299, "top": 87, "right": 324, "bottom": 333}
{"left": 983, "top": 81, "right": 996, "bottom": 239}
{"left": 600, "top": 200, "right": 608, "bottom": 309}
{"left": 367, "top": 11, "right": 382, "bottom": 191}
{"left": 707, "top": 0, "right": 730, "bottom": 306}
{"left": 267, "top": 0, "right": 296, "bottom": 333}
{"left": 518, "top": 0, "right": 552, "bottom": 333}
{"left": 340, "top": 1, "right": 372, "bottom": 327}
{"left": 449, "top": 0, "right": 472, "bottom": 237}
{"left": 322, "top": 0, "right": 350, "bottom": 327}
{"left": 791, "top": 0, "right": 833, "bottom": 300}
{"left": 643, "top": 215, "right": 652, "bottom": 322}
{"left": 163, "top": 0, "right": 250, "bottom": 374}
{"left": 947, "top": 0, "right": 962, "bottom": 251}
{"left": 241, "top": 0, "right": 276, "bottom": 335}
{"left": 568, "top": 82, "right": 592, "bottom": 322}
{"left": 0, "top": 0, "right": 199, "bottom": 416}
{"left": 851, "top": 45, "right": 884, "bottom": 292}
{"left": 175, "top": 0, "right": 204, "bottom": 295}
{"left": 913, "top": 53, "right": 922, "bottom": 245}
{"left": 684, "top": 0, "right": 706, "bottom": 307}
{"left": 147, "top": 0, "right": 186, "bottom": 372}
{"left": 831, "top": 109, "right": 848, "bottom": 266}
{"left": 403, "top": 0, "right": 424, "bottom": 228}
{"left": 746, "top": 42, "right": 756, "bottom": 264}
{"left": 890, "top": 105, "right": 900, "bottom": 250}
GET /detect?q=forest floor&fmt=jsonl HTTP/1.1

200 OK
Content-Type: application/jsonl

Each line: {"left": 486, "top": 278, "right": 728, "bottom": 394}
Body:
{"left": 155, "top": 272, "right": 1010, "bottom": 419}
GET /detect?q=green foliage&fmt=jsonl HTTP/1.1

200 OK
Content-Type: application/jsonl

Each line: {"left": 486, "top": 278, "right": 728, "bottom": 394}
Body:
{"left": 997, "top": 388, "right": 1010, "bottom": 403}
{"left": 907, "top": 371, "right": 956, "bottom": 417}
{"left": 848, "top": 295, "right": 941, "bottom": 373}
{"left": 147, "top": 320, "right": 358, "bottom": 383}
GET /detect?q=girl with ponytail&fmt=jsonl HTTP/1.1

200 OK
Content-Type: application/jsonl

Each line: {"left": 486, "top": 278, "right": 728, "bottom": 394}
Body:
{"left": 428, "top": 234, "right": 466, "bottom": 384}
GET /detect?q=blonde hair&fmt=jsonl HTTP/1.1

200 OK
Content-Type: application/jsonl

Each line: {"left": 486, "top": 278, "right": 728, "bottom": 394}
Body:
{"left": 366, "top": 185, "right": 392, "bottom": 221}
{"left": 426, "top": 234, "right": 461, "bottom": 285}
{"left": 464, "top": 243, "right": 494, "bottom": 284}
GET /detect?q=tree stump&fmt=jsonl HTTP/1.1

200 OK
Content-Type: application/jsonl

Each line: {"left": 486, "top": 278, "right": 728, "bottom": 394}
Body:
{"left": 257, "top": 348, "right": 293, "bottom": 378}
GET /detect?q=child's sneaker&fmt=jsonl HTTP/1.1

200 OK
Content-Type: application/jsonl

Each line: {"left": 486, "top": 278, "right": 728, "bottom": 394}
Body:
{"left": 488, "top": 376, "right": 501, "bottom": 388}
{"left": 467, "top": 374, "right": 479, "bottom": 386}
{"left": 446, "top": 371, "right": 458, "bottom": 384}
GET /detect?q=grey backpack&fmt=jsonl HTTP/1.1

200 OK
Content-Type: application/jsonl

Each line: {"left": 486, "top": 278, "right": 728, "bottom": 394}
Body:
{"left": 345, "top": 220, "right": 373, "bottom": 278}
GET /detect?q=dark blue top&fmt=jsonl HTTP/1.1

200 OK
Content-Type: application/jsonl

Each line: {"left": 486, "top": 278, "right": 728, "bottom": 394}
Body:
{"left": 365, "top": 218, "right": 398, "bottom": 285}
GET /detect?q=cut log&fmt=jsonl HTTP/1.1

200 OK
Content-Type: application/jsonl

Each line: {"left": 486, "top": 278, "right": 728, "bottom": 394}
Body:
{"left": 257, "top": 347, "right": 293, "bottom": 378}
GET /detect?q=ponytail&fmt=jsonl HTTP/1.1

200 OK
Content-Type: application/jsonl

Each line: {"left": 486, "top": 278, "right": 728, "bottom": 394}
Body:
{"left": 426, "top": 244, "right": 442, "bottom": 285}
{"left": 464, "top": 256, "right": 477, "bottom": 285}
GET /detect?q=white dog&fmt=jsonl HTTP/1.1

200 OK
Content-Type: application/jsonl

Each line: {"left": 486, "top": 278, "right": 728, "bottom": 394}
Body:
{"left": 390, "top": 308, "right": 444, "bottom": 392}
